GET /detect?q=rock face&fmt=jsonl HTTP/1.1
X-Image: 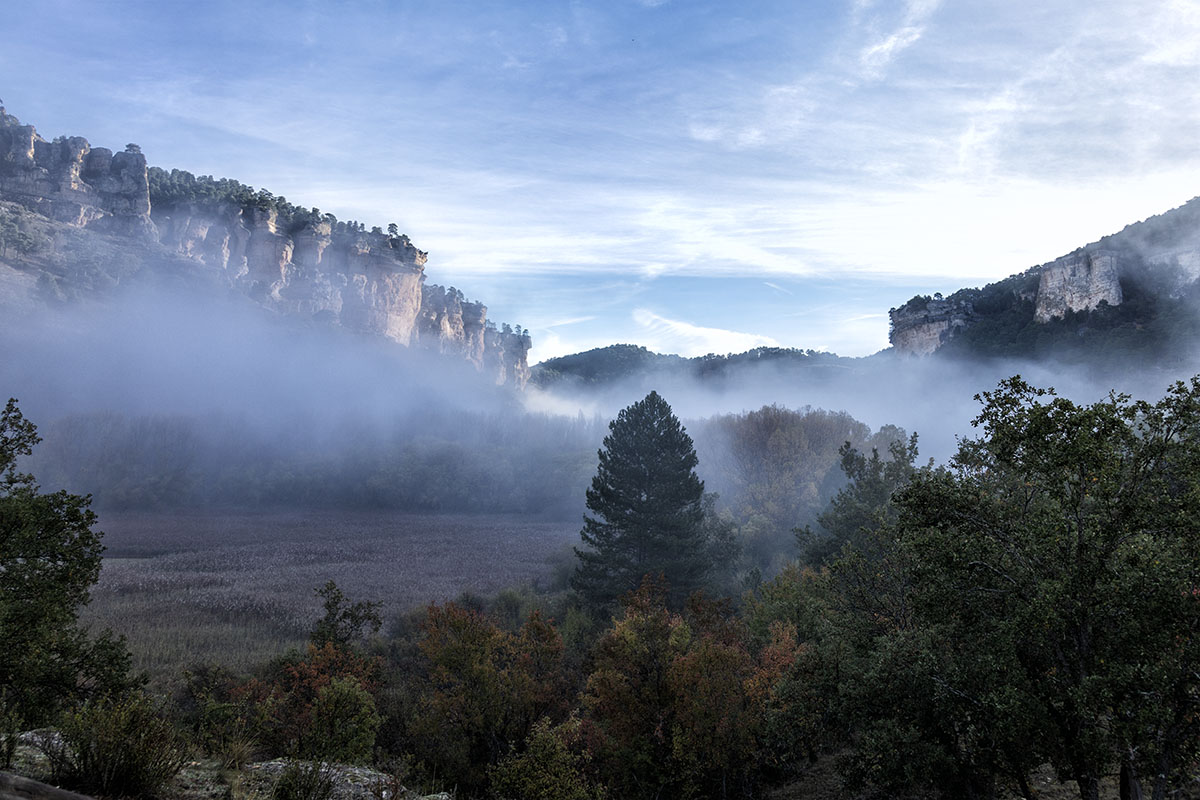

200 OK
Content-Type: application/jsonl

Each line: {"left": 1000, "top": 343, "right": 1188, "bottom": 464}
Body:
{"left": 889, "top": 250, "right": 1125, "bottom": 356}
{"left": 0, "top": 111, "right": 529, "bottom": 387}
{"left": 888, "top": 296, "right": 974, "bottom": 356}
{"left": 1033, "top": 250, "right": 1122, "bottom": 323}
{"left": 0, "top": 122, "right": 155, "bottom": 238}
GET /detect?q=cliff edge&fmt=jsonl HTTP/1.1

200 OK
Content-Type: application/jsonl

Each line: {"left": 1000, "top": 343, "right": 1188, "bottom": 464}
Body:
{"left": 0, "top": 109, "right": 530, "bottom": 387}
{"left": 887, "top": 196, "right": 1200, "bottom": 357}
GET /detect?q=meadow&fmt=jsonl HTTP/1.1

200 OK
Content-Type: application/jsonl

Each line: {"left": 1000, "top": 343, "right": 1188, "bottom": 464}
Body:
{"left": 81, "top": 510, "right": 578, "bottom": 685}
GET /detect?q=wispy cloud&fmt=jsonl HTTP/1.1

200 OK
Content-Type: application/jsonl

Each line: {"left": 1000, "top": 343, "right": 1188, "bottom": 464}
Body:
{"left": 7, "top": 0, "right": 1200, "bottom": 360}
{"left": 857, "top": 0, "right": 943, "bottom": 79}
{"left": 632, "top": 309, "right": 780, "bottom": 357}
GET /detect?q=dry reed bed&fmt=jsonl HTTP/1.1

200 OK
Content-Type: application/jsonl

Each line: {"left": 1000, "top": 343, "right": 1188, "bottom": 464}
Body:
{"left": 81, "top": 510, "right": 577, "bottom": 682}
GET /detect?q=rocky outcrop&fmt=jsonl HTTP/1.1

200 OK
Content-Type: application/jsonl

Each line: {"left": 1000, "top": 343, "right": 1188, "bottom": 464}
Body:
{"left": 0, "top": 110, "right": 529, "bottom": 387}
{"left": 0, "top": 771, "right": 95, "bottom": 800}
{"left": 0, "top": 117, "right": 154, "bottom": 239}
{"left": 1033, "top": 250, "right": 1121, "bottom": 322}
{"left": 887, "top": 195, "right": 1200, "bottom": 355}
{"left": 889, "top": 296, "right": 974, "bottom": 356}
{"left": 153, "top": 204, "right": 430, "bottom": 345}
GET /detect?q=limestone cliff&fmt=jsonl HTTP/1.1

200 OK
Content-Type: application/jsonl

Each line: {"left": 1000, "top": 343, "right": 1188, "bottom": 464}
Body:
{"left": 888, "top": 296, "right": 974, "bottom": 356}
{"left": 0, "top": 122, "right": 155, "bottom": 239}
{"left": 0, "top": 110, "right": 529, "bottom": 386}
{"left": 1033, "top": 250, "right": 1121, "bottom": 323}
{"left": 888, "top": 195, "right": 1200, "bottom": 356}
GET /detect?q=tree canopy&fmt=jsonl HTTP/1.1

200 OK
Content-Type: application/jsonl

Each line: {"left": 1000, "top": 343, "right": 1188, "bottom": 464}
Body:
{"left": 0, "top": 399, "right": 134, "bottom": 723}
{"left": 572, "top": 391, "right": 715, "bottom": 609}
{"left": 823, "top": 376, "right": 1200, "bottom": 800}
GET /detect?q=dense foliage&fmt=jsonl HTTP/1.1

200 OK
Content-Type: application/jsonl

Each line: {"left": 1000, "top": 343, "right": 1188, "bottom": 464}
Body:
{"left": 14, "top": 377, "right": 1200, "bottom": 800}
{"left": 532, "top": 344, "right": 858, "bottom": 391}
{"left": 573, "top": 391, "right": 728, "bottom": 610}
{"left": 694, "top": 406, "right": 908, "bottom": 574}
{"left": 0, "top": 399, "right": 135, "bottom": 724}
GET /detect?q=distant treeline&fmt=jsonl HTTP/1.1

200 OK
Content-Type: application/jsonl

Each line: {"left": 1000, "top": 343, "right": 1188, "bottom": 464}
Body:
{"left": 531, "top": 344, "right": 856, "bottom": 390}
{"left": 31, "top": 407, "right": 603, "bottom": 519}
{"left": 148, "top": 166, "right": 412, "bottom": 241}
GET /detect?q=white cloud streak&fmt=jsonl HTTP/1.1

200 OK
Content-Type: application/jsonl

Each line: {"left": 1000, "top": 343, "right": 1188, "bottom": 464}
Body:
{"left": 632, "top": 309, "right": 781, "bottom": 357}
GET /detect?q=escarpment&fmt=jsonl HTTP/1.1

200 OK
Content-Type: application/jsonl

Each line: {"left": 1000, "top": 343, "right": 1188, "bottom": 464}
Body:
{"left": 1033, "top": 251, "right": 1121, "bottom": 323}
{"left": 889, "top": 195, "right": 1200, "bottom": 357}
{"left": 0, "top": 109, "right": 529, "bottom": 386}
{"left": 888, "top": 295, "right": 974, "bottom": 357}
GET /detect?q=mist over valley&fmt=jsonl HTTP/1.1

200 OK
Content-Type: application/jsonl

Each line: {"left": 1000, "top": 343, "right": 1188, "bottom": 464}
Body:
{"left": 5, "top": 3, "right": 1200, "bottom": 793}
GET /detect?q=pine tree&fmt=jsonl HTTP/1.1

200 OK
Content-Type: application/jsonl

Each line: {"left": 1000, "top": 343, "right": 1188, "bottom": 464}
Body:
{"left": 572, "top": 391, "right": 710, "bottom": 610}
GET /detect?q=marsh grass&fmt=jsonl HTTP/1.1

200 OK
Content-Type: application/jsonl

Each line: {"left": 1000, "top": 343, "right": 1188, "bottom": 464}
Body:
{"left": 82, "top": 510, "right": 576, "bottom": 684}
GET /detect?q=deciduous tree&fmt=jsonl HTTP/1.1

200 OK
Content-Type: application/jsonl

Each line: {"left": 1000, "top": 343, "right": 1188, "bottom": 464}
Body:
{"left": 0, "top": 399, "right": 134, "bottom": 723}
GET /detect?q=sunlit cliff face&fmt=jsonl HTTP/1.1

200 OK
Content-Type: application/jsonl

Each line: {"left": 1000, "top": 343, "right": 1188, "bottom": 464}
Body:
{"left": 0, "top": 112, "right": 531, "bottom": 388}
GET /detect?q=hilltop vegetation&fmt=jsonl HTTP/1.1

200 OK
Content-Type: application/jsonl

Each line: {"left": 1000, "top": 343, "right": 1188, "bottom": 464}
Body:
{"left": 149, "top": 167, "right": 414, "bottom": 242}
{"left": 532, "top": 344, "right": 859, "bottom": 392}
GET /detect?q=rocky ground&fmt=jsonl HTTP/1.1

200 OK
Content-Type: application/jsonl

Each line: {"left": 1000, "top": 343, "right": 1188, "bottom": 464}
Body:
{"left": 6, "top": 738, "right": 452, "bottom": 800}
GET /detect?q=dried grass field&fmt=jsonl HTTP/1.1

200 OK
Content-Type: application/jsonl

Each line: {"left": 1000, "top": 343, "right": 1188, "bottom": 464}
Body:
{"left": 81, "top": 510, "right": 579, "bottom": 683}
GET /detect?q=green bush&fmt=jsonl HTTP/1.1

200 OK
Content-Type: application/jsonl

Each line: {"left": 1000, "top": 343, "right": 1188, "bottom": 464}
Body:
{"left": 305, "top": 677, "right": 381, "bottom": 764}
{"left": 489, "top": 717, "right": 603, "bottom": 800}
{"left": 41, "top": 693, "right": 188, "bottom": 798}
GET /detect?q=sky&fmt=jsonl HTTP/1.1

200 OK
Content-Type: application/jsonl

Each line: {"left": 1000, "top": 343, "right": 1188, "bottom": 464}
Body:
{"left": 4, "top": 0, "right": 1200, "bottom": 362}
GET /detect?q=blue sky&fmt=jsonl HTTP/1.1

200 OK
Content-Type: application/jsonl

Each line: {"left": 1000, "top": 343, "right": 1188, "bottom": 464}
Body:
{"left": 5, "top": 0, "right": 1200, "bottom": 361}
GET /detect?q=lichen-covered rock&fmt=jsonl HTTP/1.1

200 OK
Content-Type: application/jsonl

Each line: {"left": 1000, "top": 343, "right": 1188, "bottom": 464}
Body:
{"left": 246, "top": 759, "right": 451, "bottom": 800}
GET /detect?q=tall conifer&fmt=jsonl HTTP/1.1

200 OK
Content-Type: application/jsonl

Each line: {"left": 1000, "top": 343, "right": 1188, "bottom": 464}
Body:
{"left": 572, "top": 391, "right": 710, "bottom": 609}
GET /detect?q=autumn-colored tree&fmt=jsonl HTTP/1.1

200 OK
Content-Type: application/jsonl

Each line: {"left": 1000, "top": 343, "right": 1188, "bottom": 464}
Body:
{"left": 582, "top": 580, "right": 774, "bottom": 799}
{"left": 667, "top": 596, "right": 761, "bottom": 798}
{"left": 581, "top": 579, "right": 684, "bottom": 798}
{"left": 411, "top": 603, "right": 569, "bottom": 793}
{"left": 233, "top": 642, "right": 380, "bottom": 759}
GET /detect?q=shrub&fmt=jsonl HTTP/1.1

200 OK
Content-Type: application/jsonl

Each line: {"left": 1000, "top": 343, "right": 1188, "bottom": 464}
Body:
{"left": 272, "top": 760, "right": 335, "bottom": 800}
{"left": 489, "top": 716, "right": 602, "bottom": 800}
{"left": 305, "top": 677, "right": 380, "bottom": 764}
{"left": 41, "top": 693, "right": 188, "bottom": 798}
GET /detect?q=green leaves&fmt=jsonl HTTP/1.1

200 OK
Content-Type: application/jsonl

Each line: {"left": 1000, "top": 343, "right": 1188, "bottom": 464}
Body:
{"left": 0, "top": 400, "right": 135, "bottom": 723}
{"left": 860, "top": 375, "right": 1200, "bottom": 799}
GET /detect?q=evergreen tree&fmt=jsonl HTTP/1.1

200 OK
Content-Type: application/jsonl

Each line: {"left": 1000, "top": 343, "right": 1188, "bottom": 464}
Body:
{"left": 572, "top": 391, "right": 710, "bottom": 609}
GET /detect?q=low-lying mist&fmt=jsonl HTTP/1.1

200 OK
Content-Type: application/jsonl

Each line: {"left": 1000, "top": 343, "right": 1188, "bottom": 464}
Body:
{"left": 5, "top": 279, "right": 1199, "bottom": 577}
{"left": 528, "top": 347, "right": 1200, "bottom": 465}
